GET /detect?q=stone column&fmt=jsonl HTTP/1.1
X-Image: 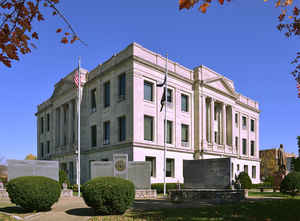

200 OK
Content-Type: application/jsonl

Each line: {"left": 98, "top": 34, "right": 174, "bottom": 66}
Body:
{"left": 68, "top": 101, "right": 73, "bottom": 149}
{"left": 247, "top": 115, "right": 250, "bottom": 158}
{"left": 211, "top": 98, "right": 215, "bottom": 146}
{"left": 202, "top": 95, "right": 207, "bottom": 148}
{"left": 60, "top": 106, "right": 64, "bottom": 147}
{"left": 256, "top": 118, "right": 259, "bottom": 158}
{"left": 231, "top": 106, "right": 235, "bottom": 152}
{"left": 222, "top": 103, "right": 226, "bottom": 146}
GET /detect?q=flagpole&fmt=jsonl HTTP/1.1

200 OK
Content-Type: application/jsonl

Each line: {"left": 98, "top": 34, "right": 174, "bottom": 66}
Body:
{"left": 163, "top": 54, "right": 168, "bottom": 196}
{"left": 77, "top": 57, "right": 81, "bottom": 197}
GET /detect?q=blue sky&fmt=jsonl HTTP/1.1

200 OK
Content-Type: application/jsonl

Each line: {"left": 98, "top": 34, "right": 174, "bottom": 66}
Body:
{"left": 0, "top": 0, "right": 299, "bottom": 160}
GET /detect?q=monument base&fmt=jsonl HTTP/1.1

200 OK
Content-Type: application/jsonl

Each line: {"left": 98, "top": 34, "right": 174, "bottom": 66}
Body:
{"left": 0, "top": 189, "right": 9, "bottom": 201}
{"left": 60, "top": 189, "right": 73, "bottom": 198}
{"left": 135, "top": 189, "right": 157, "bottom": 199}
{"left": 169, "top": 189, "right": 247, "bottom": 202}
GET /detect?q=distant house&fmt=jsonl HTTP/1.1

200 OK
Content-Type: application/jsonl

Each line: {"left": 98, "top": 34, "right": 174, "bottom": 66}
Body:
{"left": 260, "top": 147, "right": 296, "bottom": 180}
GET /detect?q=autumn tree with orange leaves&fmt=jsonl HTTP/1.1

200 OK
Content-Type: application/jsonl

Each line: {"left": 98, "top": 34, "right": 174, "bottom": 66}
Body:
{"left": 179, "top": 0, "right": 300, "bottom": 84}
{"left": 0, "top": 0, "right": 81, "bottom": 68}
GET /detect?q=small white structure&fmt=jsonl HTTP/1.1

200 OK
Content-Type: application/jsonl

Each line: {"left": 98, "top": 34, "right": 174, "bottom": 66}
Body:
{"left": 36, "top": 42, "right": 260, "bottom": 185}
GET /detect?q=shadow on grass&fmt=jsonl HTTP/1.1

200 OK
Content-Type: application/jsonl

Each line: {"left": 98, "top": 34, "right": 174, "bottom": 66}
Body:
{"left": 0, "top": 206, "right": 31, "bottom": 215}
{"left": 65, "top": 207, "right": 96, "bottom": 217}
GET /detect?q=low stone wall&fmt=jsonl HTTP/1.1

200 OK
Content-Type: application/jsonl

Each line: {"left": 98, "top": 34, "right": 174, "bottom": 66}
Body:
{"left": 60, "top": 189, "right": 73, "bottom": 198}
{"left": 169, "top": 189, "right": 247, "bottom": 202}
{"left": 0, "top": 189, "right": 9, "bottom": 201}
{"left": 135, "top": 189, "right": 157, "bottom": 199}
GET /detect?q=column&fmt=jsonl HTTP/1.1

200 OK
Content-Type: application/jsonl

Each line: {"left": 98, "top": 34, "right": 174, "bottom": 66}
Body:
{"left": 68, "top": 101, "right": 73, "bottom": 149}
{"left": 60, "top": 106, "right": 64, "bottom": 147}
{"left": 202, "top": 95, "right": 207, "bottom": 148}
{"left": 256, "top": 118, "right": 259, "bottom": 158}
{"left": 211, "top": 98, "right": 215, "bottom": 146}
{"left": 231, "top": 106, "right": 235, "bottom": 152}
{"left": 222, "top": 103, "right": 226, "bottom": 146}
{"left": 247, "top": 115, "right": 250, "bottom": 158}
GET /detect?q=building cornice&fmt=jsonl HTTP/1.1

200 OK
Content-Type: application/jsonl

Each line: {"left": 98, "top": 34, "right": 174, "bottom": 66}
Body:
{"left": 236, "top": 100, "right": 260, "bottom": 113}
{"left": 133, "top": 142, "right": 194, "bottom": 154}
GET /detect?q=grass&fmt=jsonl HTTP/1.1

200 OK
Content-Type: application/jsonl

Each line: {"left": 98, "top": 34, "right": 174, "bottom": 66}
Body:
{"left": 248, "top": 191, "right": 300, "bottom": 198}
{"left": 88, "top": 199, "right": 300, "bottom": 221}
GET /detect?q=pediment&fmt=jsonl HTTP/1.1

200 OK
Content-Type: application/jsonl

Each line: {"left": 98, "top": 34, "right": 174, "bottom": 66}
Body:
{"left": 204, "top": 77, "right": 237, "bottom": 98}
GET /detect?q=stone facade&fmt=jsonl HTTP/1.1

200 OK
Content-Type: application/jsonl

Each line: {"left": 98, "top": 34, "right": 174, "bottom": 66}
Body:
{"left": 36, "top": 42, "right": 261, "bottom": 185}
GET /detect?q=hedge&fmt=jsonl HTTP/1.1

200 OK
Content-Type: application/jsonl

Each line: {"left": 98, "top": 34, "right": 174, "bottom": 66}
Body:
{"left": 82, "top": 176, "right": 135, "bottom": 215}
{"left": 6, "top": 176, "right": 61, "bottom": 211}
{"left": 237, "top": 172, "right": 252, "bottom": 189}
{"left": 280, "top": 172, "right": 300, "bottom": 196}
{"left": 151, "top": 183, "right": 184, "bottom": 193}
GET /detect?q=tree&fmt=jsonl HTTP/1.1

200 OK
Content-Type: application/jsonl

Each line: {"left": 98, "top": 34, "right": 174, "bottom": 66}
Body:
{"left": 0, "top": 0, "right": 82, "bottom": 68}
{"left": 179, "top": 0, "right": 300, "bottom": 86}
{"left": 25, "top": 154, "right": 37, "bottom": 160}
{"left": 291, "top": 136, "right": 300, "bottom": 171}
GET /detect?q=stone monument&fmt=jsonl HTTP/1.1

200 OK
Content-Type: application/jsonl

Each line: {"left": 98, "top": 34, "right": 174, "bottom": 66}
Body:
{"left": 273, "top": 144, "right": 287, "bottom": 192}
{"left": 61, "top": 182, "right": 73, "bottom": 197}
{"left": 7, "top": 159, "right": 59, "bottom": 181}
{"left": 91, "top": 154, "right": 156, "bottom": 199}
{"left": 169, "top": 158, "right": 246, "bottom": 202}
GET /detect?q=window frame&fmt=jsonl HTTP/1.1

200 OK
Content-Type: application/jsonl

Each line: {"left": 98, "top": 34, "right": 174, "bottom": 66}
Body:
{"left": 91, "top": 88, "right": 97, "bottom": 112}
{"left": 242, "top": 116, "right": 247, "bottom": 129}
{"left": 181, "top": 94, "right": 189, "bottom": 112}
{"left": 104, "top": 81, "right": 110, "bottom": 108}
{"left": 165, "top": 120, "right": 173, "bottom": 144}
{"left": 145, "top": 156, "right": 156, "bottom": 177}
{"left": 103, "top": 121, "right": 110, "bottom": 145}
{"left": 251, "top": 119, "right": 255, "bottom": 132}
{"left": 118, "top": 116, "right": 126, "bottom": 142}
{"left": 144, "top": 81, "right": 153, "bottom": 102}
{"left": 242, "top": 138, "right": 247, "bottom": 155}
{"left": 181, "top": 124, "right": 189, "bottom": 143}
{"left": 252, "top": 166, "right": 256, "bottom": 179}
{"left": 118, "top": 73, "right": 126, "bottom": 99}
{"left": 46, "top": 113, "right": 50, "bottom": 132}
{"left": 166, "top": 158, "right": 175, "bottom": 177}
{"left": 144, "top": 115, "right": 154, "bottom": 141}
{"left": 250, "top": 140, "right": 255, "bottom": 156}
{"left": 91, "top": 125, "right": 97, "bottom": 147}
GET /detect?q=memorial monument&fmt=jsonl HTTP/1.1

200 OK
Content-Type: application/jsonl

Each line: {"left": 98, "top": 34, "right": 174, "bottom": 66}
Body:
{"left": 169, "top": 158, "right": 246, "bottom": 202}
{"left": 273, "top": 144, "right": 287, "bottom": 191}
{"left": 91, "top": 154, "right": 156, "bottom": 199}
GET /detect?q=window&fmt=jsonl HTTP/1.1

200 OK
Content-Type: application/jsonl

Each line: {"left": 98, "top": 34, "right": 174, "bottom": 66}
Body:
{"left": 166, "top": 158, "right": 175, "bottom": 177}
{"left": 235, "top": 113, "right": 238, "bottom": 126}
{"left": 69, "top": 162, "right": 74, "bottom": 183}
{"left": 104, "top": 81, "right": 110, "bottom": 108}
{"left": 251, "top": 119, "right": 255, "bottom": 132}
{"left": 251, "top": 141, "right": 255, "bottom": 156}
{"left": 47, "top": 141, "right": 50, "bottom": 154}
{"left": 118, "top": 116, "right": 126, "bottom": 141}
{"left": 118, "top": 73, "right": 126, "bottom": 99}
{"left": 181, "top": 94, "right": 188, "bottom": 112}
{"left": 214, "top": 131, "right": 217, "bottom": 143}
{"left": 146, "top": 157, "right": 156, "bottom": 177}
{"left": 242, "top": 138, "right": 247, "bottom": 155}
{"left": 242, "top": 116, "right": 247, "bottom": 129}
{"left": 165, "top": 120, "right": 173, "bottom": 144}
{"left": 244, "top": 165, "right": 248, "bottom": 174}
{"left": 235, "top": 136, "right": 238, "bottom": 151}
{"left": 91, "top": 125, "right": 97, "bottom": 147}
{"left": 237, "top": 164, "right": 240, "bottom": 171}
{"left": 144, "top": 115, "right": 153, "bottom": 141}
{"left": 252, "top": 166, "right": 256, "bottom": 178}
{"left": 181, "top": 124, "right": 189, "bottom": 143}
{"left": 46, "top": 114, "right": 50, "bottom": 131}
{"left": 91, "top": 88, "right": 97, "bottom": 112}
{"left": 167, "top": 88, "right": 172, "bottom": 103}
{"left": 144, "top": 81, "right": 153, "bottom": 101}
{"left": 40, "top": 143, "right": 44, "bottom": 158}
{"left": 103, "top": 121, "right": 110, "bottom": 145}
{"left": 40, "top": 117, "right": 44, "bottom": 134}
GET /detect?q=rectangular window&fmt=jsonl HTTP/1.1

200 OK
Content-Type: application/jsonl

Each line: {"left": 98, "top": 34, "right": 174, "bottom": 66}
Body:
{"left": 251, "top": 119, "right": 255, "bottom": 132}
{"left": 118, "top": 116, "right": 126, "bottom": 141}
{"left": 91, "top": 88, "right": 97, "bottom": 112}
{"left": 40, "top": 143, "right": 44, "bottom": 158}
{"left": 47, "top": 141, "right": 50, "bottom": 154}
{"left": 251, "top": 140, "right": 255, "bottom": 156}
{"left": 166, "top": 158, "right": 175, "bottom": 177}
{"left": 165, "top": 120, "right": 173, "bottom": 144}
{"left": 242, "top": 116, "right": 247, "bottom": 129}
{"left": 144, "top": 81, "right": 153, "bottom": 101}
{"left": 214, "top": 131, "right": 217, "bottom": 143}
{"left": 235, "top": 136, "right": 238, "bottom": 151}
{"left": 237, "top": 164, "right": 240, "bottom": 171}
{"left": 40, "top": 117, "right": 44, "bottom": 134}
{"left": 91, "top": 125, "right": 97, "bottom": 147}
{"left": 235, "top": 113, "right": 238, "bottom": 126}
{"left": 181, "top": 124, "right": 189, "bottom": 143}
{"left": 104, "top": 81, "right": 110, "bottom": 108}
{"left": 69, "top": 162, "right": 74, "bottom": 183}
{"left": 242, "top": 138, "right": 247, "bottom": 155}
{"left": 181, "top": 94, "right": 189, "bottom": 112}
{"left": 118, "top": 73, "right": 126, "bottom": 99}
{"left": 244, "top": 165, "right": 248, "bottom": 174}
{"left": 103, "top": 121, "right": 110, "bottom": 145}
{"left": 146, "top": 156, "right": 156, "bottom": 177}
{"left": 144, "top": 115, "right": 153, "bottom": 141}
{"left": 252, "top": 166, "right": 256, "bottom": 178}
{"left": 167, "top": 89, "right": 172, "bottom": 103}
{"left": 46, "top": 114, "right": 50, "bottom": 131}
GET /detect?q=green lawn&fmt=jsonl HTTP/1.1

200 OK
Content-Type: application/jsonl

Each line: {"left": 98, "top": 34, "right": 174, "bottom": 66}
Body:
{"left": 248, "top": 191, "right": 300, "bottom": 198}
{"left": 89, "top": 199, "right": 300, "bottom": 221}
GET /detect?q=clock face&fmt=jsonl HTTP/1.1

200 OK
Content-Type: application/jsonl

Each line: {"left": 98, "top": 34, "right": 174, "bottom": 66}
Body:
{"left": 115, "top": 159, "right": 126, "bottom": 172}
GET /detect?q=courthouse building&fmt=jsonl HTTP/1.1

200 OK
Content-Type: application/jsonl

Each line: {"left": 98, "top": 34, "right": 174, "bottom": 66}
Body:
{"left": 36, "top": 43, "right": 260, "bottom": 184}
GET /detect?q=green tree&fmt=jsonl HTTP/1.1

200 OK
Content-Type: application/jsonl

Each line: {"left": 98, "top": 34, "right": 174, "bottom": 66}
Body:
{"left": 25, "top": 154, "right": 37, "bottom": 160}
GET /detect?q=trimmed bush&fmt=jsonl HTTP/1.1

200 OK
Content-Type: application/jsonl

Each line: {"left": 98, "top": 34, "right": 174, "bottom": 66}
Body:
{"left": 6, "top": 176, "right": 61, "bottom": 211}
{"left": 82, "top": 176, "right": 135, "bottom": 215}
{"left": 280, "top": 172, "right": 300, "bottom": 196}
{"left": 59, "top": 169, "right": 70, "bottom": 188}
{"left": 151, "top": 183, "right": 184, "bottom": 194}
{"left": 237, "top": 172, "right": 252, "bottom": 189}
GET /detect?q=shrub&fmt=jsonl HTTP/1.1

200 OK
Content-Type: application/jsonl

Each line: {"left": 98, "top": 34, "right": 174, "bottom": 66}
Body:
{"left": 280, "top": 172, "right": 300, "bottom": 196}
{"left": 59, "top": 169, "right": 70, "bottom": 188}
{"left": 237, "top": 172, "right": 252, "bottom": 189}
{"left": 6, "top": 176, "right": 61, "bottom": 211}
{"left": 71, "top": 184, "right": 83, "bottom": 192}
{"left": 264, "top": 176, "right": 275, "bottom": 186}
{"left": 82, "top": 176, "right": 135, "bottom": 215}
{"left": 151, "top": 183, "right": 184, "bottom": 194}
